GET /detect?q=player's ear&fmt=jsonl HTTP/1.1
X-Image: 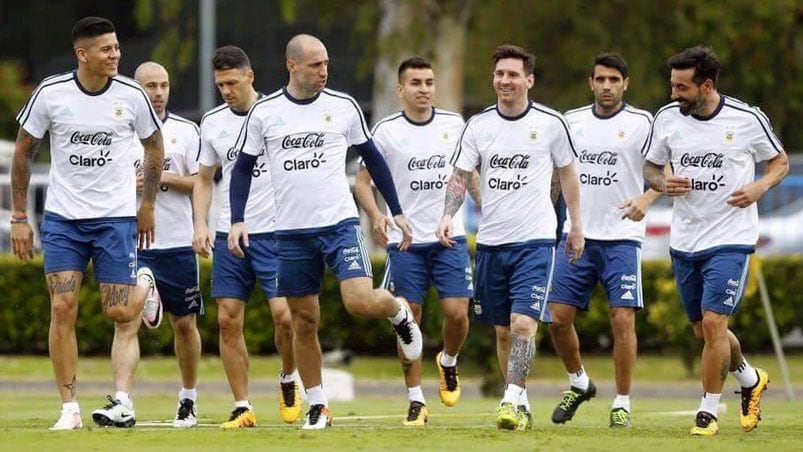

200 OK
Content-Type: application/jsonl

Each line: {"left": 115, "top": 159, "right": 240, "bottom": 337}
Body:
{"left": 76, "top": 48, "right": 87, "bottom": 63}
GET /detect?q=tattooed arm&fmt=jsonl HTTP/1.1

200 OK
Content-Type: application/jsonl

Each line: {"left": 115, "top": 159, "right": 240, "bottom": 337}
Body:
{"left": 10, "top": 127, "right": 41, "bottom": 262}
{"left": 436, "top": 168, "right": 470, "bottom": 247}
{"left": 138, "top": 130, "right": 165, "bottom": 249}
{"left": 550, "top": 168, "right": 561, "bottom": 205}
{"left": 467, "top": 169, "right": 482, "bottom": 209}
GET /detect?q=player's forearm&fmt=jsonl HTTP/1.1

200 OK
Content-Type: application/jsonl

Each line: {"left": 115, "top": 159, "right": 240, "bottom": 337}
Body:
{"left": 467, "top": 169, "right": 482, "bottom": 209}
{"left": 229, "top": 152, "right": 257, "bottom": 223}
{"left": 192, "top": 179, "right": 213, "bottom": 227}
{"left": 643, "top": 160, "right": 667, "bottom": 192}
{"left": 354, "top": 167, "right": 384, "bottom": 221}
{"left": 161, "top": 172, "right": 196, "bottom": 195}
{"left": 756, "top": 152, "right": 789, "bottom": 192}
{"left": 141, "top": 130, "right": 165, "bottom": 205}
{"left": 443, "top": 168, "right": 470, "bottom": 218}
{"left": 558, "top": 162, "right": 582, "bottom": 228}
{"left": 550, "top": 169, "right": 561, "bottom": 205}
{"left": 10, "top": 127, "right": 40, "bottom": 215}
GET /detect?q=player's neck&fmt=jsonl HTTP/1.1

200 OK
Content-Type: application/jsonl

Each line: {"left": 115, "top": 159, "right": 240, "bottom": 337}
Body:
{"left": 233, "top": 89, "right": 259, "bottom": 113}
{"left": 285, "top": 81, "right": 319, "bottom": 101}
{"left": 403, "top": 105, "right": 433, "bottom": 123}
{"left": 594, "top": 101, "right": 623, "bottom": 117}
{"left": 699, "top": 92, "right": 721, "bottom": 117}
{"left": 76, "top": 66, "right": 110, "bottom": 92}
{"left": 497, "top": 97, "right": 530, "bottom": 118}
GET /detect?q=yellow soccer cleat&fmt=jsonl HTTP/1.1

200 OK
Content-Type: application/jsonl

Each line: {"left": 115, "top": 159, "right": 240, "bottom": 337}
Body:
{"left": 402, "top": 401, "right": 428, "bottom": 426}
{"left": 436, "top": 352, "right": 461, "bottom": 407}
{"left": 740, "top": 368, "right": 769, "bottom": 432}
{"left": 220, "top": 406, "right": 256, "bottom": 429}
{"left": 690, "top": 411, "right": 719, "bottom": 436}
{"left": 516, "top": 405, "right": 533, "bottom": 431}
{"left": 495, "top": 402, "right": 519, "bottom": 431}
{"left": 279, "top": 381, "right": 302, "bottom": 424}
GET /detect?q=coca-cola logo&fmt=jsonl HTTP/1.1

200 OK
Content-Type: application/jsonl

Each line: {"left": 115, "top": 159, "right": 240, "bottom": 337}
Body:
{"left": 679, "top": 152, "right": 724, "bottom": 168}
{"left": 70, "top": 131, "right": 113, "bottom": 146}
{"left": 281, "top": 132, "right": 325, "bottom": 149}
{"left": 489, "top": 153, "right": 530, "bottom": 169}
{"left": 408, "top": 155, "right": 446, "bottom": 171}
{"left": 578, "top": 150, "right": 618, "bottom": 166}
{"left": 226, "top": 146, "right": 265, "bottom": 161}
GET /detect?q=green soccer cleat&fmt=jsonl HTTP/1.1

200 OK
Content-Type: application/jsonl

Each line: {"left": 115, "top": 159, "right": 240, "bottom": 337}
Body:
{"left": 552, "top": 380, "right": 597, "bottom": 424}
{"left": 609, "top": 408, "right": 631, "bottom": 428}
{"left": 495, "top": 403, "right": 519, "bottom": 430}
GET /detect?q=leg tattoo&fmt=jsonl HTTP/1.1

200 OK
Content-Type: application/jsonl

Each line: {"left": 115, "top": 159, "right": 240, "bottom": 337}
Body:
{"left": 506, "top": 334, "right": 535, "bottom": 386}
{"left": 63, "top": 374, "right": 76, "bottom": 399}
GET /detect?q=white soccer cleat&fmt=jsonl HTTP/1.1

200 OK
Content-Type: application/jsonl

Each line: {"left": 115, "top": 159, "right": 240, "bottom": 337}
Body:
{"left": 301, "top": 404, "right": 332, "bottom": 430}
{"left": 138, "top": 267, "right": 162, "bottom": 329}
{"left": 391, "top": 298, "right": 423, "bottom": 361}
{"left": 49, "top": 410, "right": 83, "bottom": 431}
{"left": 92, "top": 395, "right": 136, "bottom": 428}
{"left": 173, "top": 398, "right": 198, "bottom": 428}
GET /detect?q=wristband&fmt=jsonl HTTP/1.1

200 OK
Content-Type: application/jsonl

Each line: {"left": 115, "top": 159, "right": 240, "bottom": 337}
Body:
{"left": 10, "top": 215, "right": 28, "bottom": 224}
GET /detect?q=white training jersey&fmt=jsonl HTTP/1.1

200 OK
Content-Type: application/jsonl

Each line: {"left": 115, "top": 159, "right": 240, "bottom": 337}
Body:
{"left": 16, "top": 71, "right": 160, "bottom": 220}
{"left": 645, "top": 95, "right": 783, "bottom": 255}
{"left": 450, "top": 102, "right": 577, "bottom": 246}
{"left": 134, "top": 112, "right": 199, "bottom": 249}
{"left": 563, "top": 103, "right": 653, "bottom": 242}
{"left": 237, "top": 87, "right": 371, "bottom": 234}
{"left": 370, "top": 108, "right": 467, "bottom": 245}
{"left": 199, "top": 99, "right": 275, "bottom": 233}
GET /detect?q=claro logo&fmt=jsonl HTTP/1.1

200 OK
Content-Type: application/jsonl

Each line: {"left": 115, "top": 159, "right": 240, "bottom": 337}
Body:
{"left": 70, "top": 149, "right": 113, "bottom": 167}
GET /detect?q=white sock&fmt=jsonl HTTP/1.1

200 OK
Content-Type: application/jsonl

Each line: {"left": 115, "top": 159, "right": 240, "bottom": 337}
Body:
{"left": 234, "top": 400, "right": 251, "bottom": 409}
{"left": 439, "top": 352, "right": 458, "bottom": 367}
{"left": 115, "top": 391, "right": 133, "bottom": 409}
{"left": 731, "top": 358, "right": 759, "bottom": 388}
{"left": 698, "top": 393, "right": 721, "bottom": 418}
{"left": 407, "top": 386, "right": 426, "bottom": 404}
{"left": 62, "top": 401, "right": 80, "bottom": 414}
{"left": 306, "top": 385, "right": 328, "bottom": 407}
{"left": 518, "top": 387, "right": 531, "bottom": 411}
{"left": 179, "top": 387, "right": 197, "bottom": 402}
{"left": 568, "top": 366, "right": 590, "bottom": 391}
{"left": 502, "top": 383, "right": 524, "bottom": 405}
{"left": 280, "top": 369, "right": 299, "bottom": 384}
{"left": 389, "top": 299, "right": 408, "bottom": 324}
{"left": 612, "top": 394, "right": 630, "bottom": 412}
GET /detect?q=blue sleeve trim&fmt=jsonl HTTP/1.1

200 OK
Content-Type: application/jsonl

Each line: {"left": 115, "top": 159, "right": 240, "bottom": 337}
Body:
{"left": 229, "top": 153, "right": 258, "bottom": 224}
{"left": 355, "top": 139, "right": 402, "bottom": 216}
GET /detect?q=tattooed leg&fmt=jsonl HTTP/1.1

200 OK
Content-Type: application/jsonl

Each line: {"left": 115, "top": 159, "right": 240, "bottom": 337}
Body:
{"left": 47, "top": 271, "right": 82, "bottom": 402}
{"left": 506, "top": 334, "right": 536, "bottom": 387}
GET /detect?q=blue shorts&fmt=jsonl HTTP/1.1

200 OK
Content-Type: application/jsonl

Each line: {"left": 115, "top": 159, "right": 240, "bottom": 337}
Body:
{"left": 275, "top": 220, "right": 371, "bottom": 297}
{"left": 473, "top": 240, "right": 555, "bottom": 326}
{"left": 138, "top": 247, "right": 203, "bottom": 317}
{"left": 548, "top": 238, "right": 643, "bottom": 310}
{"left": 382, "top": 239, "right": 473, "bottom": 304}
{"left": 212, "top": 232, "right": 279, "bottom": 301}
{"left": 671, "top": 251, "right": 751, "bottom": 322}
{"left": 41, "top": 212, "right": 137, "bottom": 285}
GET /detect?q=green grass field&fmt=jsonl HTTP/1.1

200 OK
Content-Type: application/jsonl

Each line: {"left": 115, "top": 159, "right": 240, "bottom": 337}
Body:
{"left": 1, "top": 355, "right": 801, "bottom": 451}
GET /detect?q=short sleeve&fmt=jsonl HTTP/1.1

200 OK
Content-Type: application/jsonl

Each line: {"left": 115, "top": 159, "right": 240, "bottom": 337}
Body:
{"left": 198, "top": 121, "right": 220, "bottom": 167}
{"left": 183, "top": 125, "right": 201, "bottom": 174}
{"left": 645, "top": 116, "right": 669, "bottom": 165}
{"left": 550, "top": 115, "right": 576, "bottom": 169}
{"left": 16, "top": 86, "right": 51, "bottom": 139}
{"left": 749, "top": 107, "right": 783, "bottom": 163}
{"left": 236, "top": 105, "right": 267, "bottom": 157}
{"left": 450, "top": 120, "right": 480, "bottom": 172}
{"left": 346, "top": 99, "right": 371, "bottom": 146}
{"left": 132, "top": 86, "right": 161, "bottom": 140}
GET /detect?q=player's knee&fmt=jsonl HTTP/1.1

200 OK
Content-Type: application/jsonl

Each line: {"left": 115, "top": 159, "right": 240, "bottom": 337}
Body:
{"left": 610, "top": 309, "right": 635, "bottom": 332}
{"left": 510, "top": 315, "right": 536, "bottom": 337}
{"left": 291, "top": 310, "right": 319, "bottom": 336}
{"left": 104, "top": 305, "right": 136, "bottom": 323}
{"left": 274, "top": 312, "right": 293, "bottom": 336}
{"left": 442, "top": 307, "right": 467, "bottom": 327}
{"left": 217, "top": 310, "right": 242, "bottom": 334}
{"left": 700, "top": 315, "right": 726, "bottom": 340}
{"left": 50, "top": 297, "right": 78, "bottom": 322}
{"left": 173, "top": 315, "right": 197, "bottom": 338}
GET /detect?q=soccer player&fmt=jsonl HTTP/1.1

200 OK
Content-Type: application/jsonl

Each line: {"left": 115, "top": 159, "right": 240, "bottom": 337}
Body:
{"left": 354, "top": 56, "right": 479, "bottom": 425}
{"left": 192, "top": 46, "right": 300, "bottom": 428}
{"left": 644, "top": 46, "right": 786, "bottom": 436}
{"left": 547, "top": 53, "right": 657, "bottom": 428}
{"left": 10, "top": 17, "right": 163, "bottom": 430}
{"left": 128, "top": 61, "right": 202, "bottom": 427}
{"left": 228, "top": 34, "right": 423, "bottom": 430}
{"left": 437, "top": 44, "right": 584, "bottom": 431}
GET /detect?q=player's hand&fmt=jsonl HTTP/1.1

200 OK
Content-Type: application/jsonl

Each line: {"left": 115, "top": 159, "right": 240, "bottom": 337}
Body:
{"left": 393, "top": 214, "right": 413, "bottom": 251}
{"left": 619, "top": 195, "right": 649, "bottom": 222}
{"left": 137, "top": 203, "right": 156, "bottom": 249}
{"left": 10, "top": 221, "right": 34, "bottom": 262}
{"left": 135, "top": 171, "right": 144, "bottom": 195}
{"left": 565, "top": 226, "right": 585, "bottom": 263}
{"left": 728, "top": 181, "right": 767, "bottom": 208}
{"left": 435, "top": 215, "right": 456, "bottom": 248}
{"left": 664, "top": 176, "right": 691, "bottom": 197}
{"left": 192, "top": 223, "right": 215, "bottom": 258}
{"left": 370, "top": 214, "right": 391, "bottom": 249}
{"left": 228, "top": 222, "right": 249, "bottom": 258}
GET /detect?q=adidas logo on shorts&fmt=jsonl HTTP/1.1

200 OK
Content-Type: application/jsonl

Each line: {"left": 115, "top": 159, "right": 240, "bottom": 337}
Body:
{"left": 621, "top": 290, "right": 634, "bottom": 300}
{"left": 348, "top": 261, "right": 362, "bottom": 271}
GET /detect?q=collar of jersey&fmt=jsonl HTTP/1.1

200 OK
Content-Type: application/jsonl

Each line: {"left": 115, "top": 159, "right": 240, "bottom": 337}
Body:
{"left": 229, "top": 93, "right": 265, "bottom": 116}
{"left": 691, "top": 94, "right": 725, "bottom": 121}
{"left": 282, "top": 86, "right": 320, "bottom": 105}
{"left": 591, "top": 102, "right": 626, "bottom": 120}
{"left": 73, "top": 70, "right": 113, "bottom": 96}
{"left": 402, "top": 107, "right": 435, "bottom": 126}
{"left": 495, "top": 101, "right": 531, "bottom": 121}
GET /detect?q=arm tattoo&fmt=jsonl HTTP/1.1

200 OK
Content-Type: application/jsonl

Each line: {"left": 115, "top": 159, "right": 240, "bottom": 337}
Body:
{"left": 550, "top": 169, "right": 561, "bottom": 205}
{"left": 505, "top": 334, "right": 535, "bottom": 386}
{"left": 467, "top": 170, "right": 482, "bottom": 208}
{"left": 47, "top": 274, "right": 77, "bottom": 295}
{"left": 444, "top": 168, "right": 470, "bottom": 217}
{"left": 643, "top": 161, "right": 666, "bottom": 192}
{"left": 11, "top": 127, "right": 42, "bottom": 212}
{"left": 100, "top": 284, "right": 131, "bottom": 313}
{"left": 140, "top": 130, "right": 165, "bottom": 204}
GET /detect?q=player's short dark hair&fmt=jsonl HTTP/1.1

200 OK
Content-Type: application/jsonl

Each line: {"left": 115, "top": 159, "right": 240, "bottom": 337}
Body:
{"left": 71, "top": 16, "right": 115, "bottom": 44}
{"left": 397, "top": 56, "right": 432, "bottom": 82}
{"left": 492, "top": 44, "right": 535, "bottom": 76}
{"left": 667, "top": 45, "right": 721, "bottom": 87}
{"left": 592, "top": 53, "right": 628, "bottom": 78}
{"left": 211, "top": 46, "right": 252, "bottom": 71}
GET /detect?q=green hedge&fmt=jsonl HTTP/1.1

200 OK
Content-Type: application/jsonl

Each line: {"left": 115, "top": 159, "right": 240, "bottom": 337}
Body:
{"left": 1, "top": 254, "right": 801, "bottom": 366}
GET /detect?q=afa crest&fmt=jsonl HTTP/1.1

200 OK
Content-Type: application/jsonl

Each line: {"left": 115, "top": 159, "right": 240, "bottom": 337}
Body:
{"left": 617, "top": 129, "right": 626, "bottom": 140}
{"left": 528, "top": 129, "right": 538, "bottom": 144}
{"left": 113, "top": 101, "right": 125, "bottom": 120}
{"left": 323, "top": 111, "right": 333, "bottom": 123}
{"left": 170, "top": 136, "right": 177, "bottom": 145}
{"left": 724, "top": 130, "right": 735, "bottom": 144}
{"left": 441, "top": 131, "right": 450, "bottom": 142}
